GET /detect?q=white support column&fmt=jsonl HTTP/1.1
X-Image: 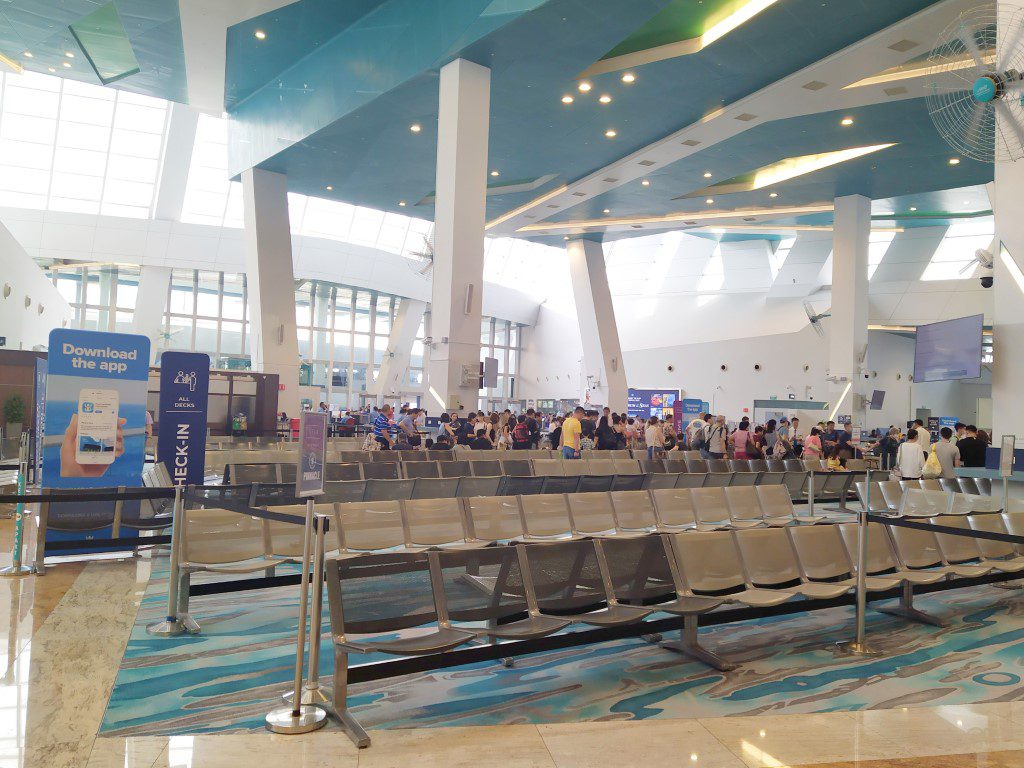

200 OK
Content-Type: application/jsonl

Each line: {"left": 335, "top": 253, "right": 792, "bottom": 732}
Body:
{"left": 154, "top": 103, "right": 199, "bottom": 221}
{"left": 133, "top": 265, "right": 172, "bottom": 364}
{"left": 828, "top": 194, "right": 871, "bottom": 417}
{"left": 566, "top": 238, "right": 628, "bottom": 411}
{"left": 426, "top": 58, "right": 490, "bottom": 413}
{"left": 368, "top": 299, "right": 427, "bottom": 403}
{"left": 241, "top": 168, "right": 301, "bottom": 415}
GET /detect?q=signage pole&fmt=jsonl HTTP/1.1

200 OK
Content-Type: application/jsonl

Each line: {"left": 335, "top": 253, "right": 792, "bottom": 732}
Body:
{"left": 146, "top": 486, "right": 199, "bottom": 636}
{"left": 1, "top": 434, "right": 33, "bottom": 577}
{"left": 838, "top": 469, "right": 881, "bottom": 656}
{"left": 1001, "top": 435, "right": 1016, "bottom": 512}
{"left": 284, "top": 513, "right": 330, "bottom": 707}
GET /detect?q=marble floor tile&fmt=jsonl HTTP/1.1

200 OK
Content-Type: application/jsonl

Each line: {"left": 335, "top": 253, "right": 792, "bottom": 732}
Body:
{"left": 356, "top": 725, "right": 556, "bottom": 768}
{"left": 699, "top": 712, "right": 913, "bottom": 768}
{"left": 852, "top": 705, "right": 1024, "bottom": 756}
{"left": 785, "top": 750, "right": 1024, "bottom": 767}
{"left": 538, "top": 719, "right": 746, "bottom": 768}
{"left": 86, "top": 737, "right": 167, "bottom": 768}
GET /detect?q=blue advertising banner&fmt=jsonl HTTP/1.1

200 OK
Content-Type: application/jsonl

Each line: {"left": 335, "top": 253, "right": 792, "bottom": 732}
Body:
{"left": 297, "top": 411, "right": 328, "bottom": 498}
{"left": 681, "top": 398, "right": 703, "bottom": 417}
{"left": 41, "top": 329, "right": 150, "bottom": 551}
{"left": 33, "top": 358, "right": 46, "bottom": 482}
{"left": 626, "top": 389, "right": 679, "bottom": 421}
{"left": 701, "top": 401, "right": 710, "bottom": 414}
{"left": 157, "top": 352, "right": 210, "bottom": 487}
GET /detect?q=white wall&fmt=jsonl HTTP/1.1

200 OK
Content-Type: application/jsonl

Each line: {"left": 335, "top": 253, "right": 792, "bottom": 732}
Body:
{"left": 0, "top": 220, "right": 72, "bottom": 350}
{"left": 518, "top": 302, "right": 584, "bottom": 402}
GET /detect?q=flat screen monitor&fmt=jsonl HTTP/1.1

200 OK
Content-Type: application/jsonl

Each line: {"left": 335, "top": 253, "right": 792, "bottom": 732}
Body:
{"left": 913, "top": 314, "right": 984, "bottom": 383}
{"left": 626, "top": 389, "right": 679, "bottom": 420}
{"left": 869, "top": 390, "right": 885, "bottom": 410}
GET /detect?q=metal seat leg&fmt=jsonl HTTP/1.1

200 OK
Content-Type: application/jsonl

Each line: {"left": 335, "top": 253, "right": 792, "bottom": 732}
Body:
{"left": 330, "top": 648, "right": 371, "bottom": 748}
{"left": 876, "top": 582, "right": 944, "bottom": 627}
{"left": 661, "top": 615, "right": 736, "bottom": 671}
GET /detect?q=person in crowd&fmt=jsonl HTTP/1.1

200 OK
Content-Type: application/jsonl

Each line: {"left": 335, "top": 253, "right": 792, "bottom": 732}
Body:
{"left": 686, "top": 418, "right": 704, "bottom": 452}
{"left": 977, "top": 428, "right": 992, "bottom": 460}
{"left": 372, "top": 404, "right": 397, "bottom": 450}
{"left": 560, "top": 407, "right": 584, "bottom": 459}
{"left": 750, "top": 424, "right": 766, "bottom": 456}
{"left": 512, "top": 414, "right": 532, "bottom": 450}
{"left": 730, "top": 419, "right": 754, "bottom": 460}
{"left": 763, "top": 419, "right": 778, "bottom": 456}
{"left": 790, "top": 417, "right": 803, "bottom": 455}
{"left": 438, "top": 412, "right": 453, "bottom": 440}
{"left": 525, "top": 408, "right": 541, "bottom": 448}
{"left": 423, "top": 437, "right": 435, "bottom": 450}
{"left": 622, "top": 417, "right": 637, "bottom": 449}
{"left": 955, "top": 422, "right": 967, "bottom": 441}
{"left": 822, "top": 420, "right": 839, "bottom": 452}
{"left": 496, "top": 417, "right": 512, "bottom": 450}
{"left": 580, "top": 419, "right": 597, "bottom": 452}
{"left": 663, "top": 423, "right": 678, "bottom": 452}
{"left": 896, "top": 428, "right": 926, "bottom": 480}
{"left": 825, "top": 445, "right": 843, "bottom": 471}
{"left": 548, "top": 416, "right": 564, "bottom": 453}
{"left": 802, "top": 427, "right": 823, "bottom": 460}
{"left": 957, "top": 425, "right": 985, "bottom": 468}
{"left": 396, "top": 407, "right": 421, "bottom": 447}
{"left": 457, "top": 414, "right": 475, "bottom": 447}
{"left": 835, "top": 422, "right": 855, "bottom": 465}
{"left": 644, "top": 416, "right": 664, "bottom": 459}
{"left": 434, "top": 431, "right": 453, "bottom": 449}
{"left": 706, "top": 415, "right": 728, "bottom": 459}
{"left": 934, "top": 426, "right": 961, "bottom": 479}
{"left": 145, "top": 409, "right": 154, "bottom": 438}
{"left": 879, "top": 427, "right": 901, "bottom": 470}
{"left": 596, "top": 414, "right": 617, "bottom": 450}
{"left": 469, "top": 426, "right": 493, "bottom": 450}
{"left": 911, "top": 419, "right": 927, "bottom": 446}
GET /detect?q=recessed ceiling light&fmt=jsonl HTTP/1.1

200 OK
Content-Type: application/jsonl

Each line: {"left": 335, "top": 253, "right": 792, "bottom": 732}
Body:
{"left": 399, "top": 201, "right": 406, "bottom": 207}
{"left": 578, "top": 81, "right": 592, "bottom": 92}
{"left": 62, "top": 61, "right": 71, "bottom": 68}
{"left": 769, "top": 192, "right": 778, "bottom": 198}
{"left": 605, "top": 129, "right": 617, "bottom": 138}
{"left": 909, "top": 206, "right": 917, "bottom": 211}
{"left": 622, "top": 72, "right": 636, "bottom": 84}
{"left": 254, "top": 29, "right": 267, "bottom": 40}
{"left": 561, "top": 95, "right": 574, "bottom": 104}
{"left": 22, "top": 51, "right": 32, "bottom": 58}
{"left": 325, "top": 185, "right": 333, "bottom": 191}
{"left": 410, "top": 123, "right": 422, "bottom": 133}
{"left": 706, "top": 198, "right": 715, "bottom": 205}
{"left": 963, "top": 200, "right": 971, "bottom": 205}
{"left": 563, "top": 235, "right": 570, "bottom": 240}
{"left": 840, "top": 117, "right": 854, "bottom": 126}
{"left": 598, "top": 94, "right": 612, "bottom": 104}
{"left": 64, "top": 51, "right": 74, "bottom": 58}
{"left": 603, "top": 209, "right": 610, "bottom": 214}
{"left": 949, "top": 157, "right": 960, "bottom": 165}
{"left": 703, "top": 171, "right": 712, "bottom": 178}
{"left": 641, "top": 179, "right": 651, "bottom": 186}
{"left": 48, "top": 67, "right": 55, "bottom": 73}
{"left": 490, "top": 170, "right": 499, "bottom": 177}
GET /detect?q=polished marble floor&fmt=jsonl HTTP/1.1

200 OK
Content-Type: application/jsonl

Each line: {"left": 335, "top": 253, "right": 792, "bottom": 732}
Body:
{"left": 7, "top": 516, "right": 1024, "bottom": 768}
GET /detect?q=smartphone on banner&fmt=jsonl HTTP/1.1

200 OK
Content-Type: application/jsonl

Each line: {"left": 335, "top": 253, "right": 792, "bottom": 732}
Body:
{"left": 76, "top": 389, "right": 119, "bottom": 465}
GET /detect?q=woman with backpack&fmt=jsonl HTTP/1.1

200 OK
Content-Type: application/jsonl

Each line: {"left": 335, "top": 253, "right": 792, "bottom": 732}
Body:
{"left": 511, "top": 414, "right": 532, "bottom": 450}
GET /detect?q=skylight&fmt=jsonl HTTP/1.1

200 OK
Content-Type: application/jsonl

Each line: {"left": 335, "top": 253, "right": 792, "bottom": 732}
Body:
{"left": 921, "top": 219, "right": 995, "bottom": 281}
{"left": 697, "top": 245, "right": 725, "bottom": 292}
{"left": 868, "top": 230, "right": 896, "bottom": 279}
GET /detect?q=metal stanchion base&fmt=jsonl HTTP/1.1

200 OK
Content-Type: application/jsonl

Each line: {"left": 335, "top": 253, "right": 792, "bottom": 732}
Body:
{"left": 146, "top": 613, "right": 200, "bottom": 636}
{"left": 282, "top": 683, "right": 332, "bottom": 707}
{"left": 0, "top": 564, "right": 33, "bottom": 578}
{"left": 265, "top": 705, "right": 328, "bottom": 734}
{"left": 836, "top": 640, "right": 884, "bottom": 657}
{"left": 995, "top": 580, "right": 1024, "bottom": 590}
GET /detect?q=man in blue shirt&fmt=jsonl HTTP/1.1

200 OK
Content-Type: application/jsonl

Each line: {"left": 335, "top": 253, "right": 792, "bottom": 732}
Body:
{"left": 373, "top": 404, "right": 397, "bottom": 450}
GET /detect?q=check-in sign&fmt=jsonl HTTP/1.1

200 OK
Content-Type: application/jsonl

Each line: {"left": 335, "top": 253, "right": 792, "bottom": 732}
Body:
{"left": 297, "top": 411, "right": 328, "bottom": 498}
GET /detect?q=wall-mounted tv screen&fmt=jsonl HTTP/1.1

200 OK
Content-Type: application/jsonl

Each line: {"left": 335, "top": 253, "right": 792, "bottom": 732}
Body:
{"left": 869, "top": 390, "right": 886, "bottom": 410}
{"left": 627, "top": 389, "right": 678, "bottom": 421}
{"left": 913, "top": 314, "right": 984, "bottom": 383}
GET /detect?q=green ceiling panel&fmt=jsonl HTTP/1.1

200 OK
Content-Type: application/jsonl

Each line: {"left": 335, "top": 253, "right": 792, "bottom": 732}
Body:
{"left": 602, "top": 0, "right": 745, "bottom": 59}
{"left": 69, "top": 2, "right": 140, "bottom": 85}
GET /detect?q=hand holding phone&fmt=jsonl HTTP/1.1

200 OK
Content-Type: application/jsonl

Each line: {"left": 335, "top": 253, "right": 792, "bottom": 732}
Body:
{"left": 60, "top": 412, "right": 126, "bottom": 478}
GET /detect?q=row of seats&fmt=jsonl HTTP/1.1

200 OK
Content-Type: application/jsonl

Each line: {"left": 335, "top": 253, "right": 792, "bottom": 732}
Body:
{"left": 856, "top": 480, "right": 998, "bottom": 517}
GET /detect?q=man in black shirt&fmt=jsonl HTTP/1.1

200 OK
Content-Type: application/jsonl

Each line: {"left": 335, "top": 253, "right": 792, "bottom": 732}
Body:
{"left": 470, "top": 427, "right": 493, "bottom": 450}
{"left": 525, "top": 408, "right": 540, "bottom": 448}
{"left": 957, "top": 424, "right": 986, "bottom": 467}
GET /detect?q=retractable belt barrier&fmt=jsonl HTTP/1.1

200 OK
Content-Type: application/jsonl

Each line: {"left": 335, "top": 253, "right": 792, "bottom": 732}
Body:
{"left": 867, "top": 512, "right": 1024, "bottom": 545}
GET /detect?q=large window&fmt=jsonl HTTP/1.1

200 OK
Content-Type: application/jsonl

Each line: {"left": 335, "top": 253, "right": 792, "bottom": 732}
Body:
{"left": 46, "top": 264, "right": 137, "bottom": 332}
{"left": 921, "top": 219, "right": 996, "bottom": 281}
{"left": 479, "top": 316, "right": 524, "bottom": 410}
{"left": 0, "top": 70, "right": 169, "bottom": 217}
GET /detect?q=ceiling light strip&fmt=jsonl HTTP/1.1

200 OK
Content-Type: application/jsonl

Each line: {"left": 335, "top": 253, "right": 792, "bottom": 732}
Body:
{"left": 516, "top": 204, "right": 835, "bottom": 233}
{"left": 485, "top": 184, "right": 569, "bottom": 230}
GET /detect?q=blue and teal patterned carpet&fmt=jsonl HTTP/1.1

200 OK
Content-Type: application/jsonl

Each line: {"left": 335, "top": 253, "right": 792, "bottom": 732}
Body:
{"left": 100, "top": 559, "right": 1024, "bottom": 736}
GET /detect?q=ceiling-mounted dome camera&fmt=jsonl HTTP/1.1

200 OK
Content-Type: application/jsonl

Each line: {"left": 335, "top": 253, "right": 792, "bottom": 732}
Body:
{"left": 667, "top": 364, "right": 675, "bottom": 372}
{"left": 753, "top": 363, "right": 761, "bottom": 371}
{"left": 720, "top": 364, "right": 728, "bottom": 371}
{"left": 803, "top": 364, "right": 810, "bottom": 372}
{"left": 981, "top": 275, "right": 994, "bottom": 288}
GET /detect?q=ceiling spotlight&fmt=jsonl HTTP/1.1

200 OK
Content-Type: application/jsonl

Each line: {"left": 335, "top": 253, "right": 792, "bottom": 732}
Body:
{"left": 399, "top": 201, "right": 407, "bottom": 207}
{"left": 603, "top": 209, "right": 610, "bottom": 214}
{"left": 48, "top": 67, "right": 55, "bottom": 73}
{"left": 622, "top": 72, "right": 636, "bottom": 83}
{"left": 254, "top": 29, "right": 267, "bottom": 40}
{"left": 410, "top": 123, "right": 422, "bottom": 133}
{"left": 578, "top": 81, "right": 592, "bottom": 92}
{"left": 64, "top": 51, "right": 75, "bottom": 58}
{"left": 325, "top": 185, "right": 333, "bottom": 191}
{"left": 706, "top": 198, "right": 715, "bottom": 205}
{"left": 563, "top": 235, "right": 570, "bottom": 240}
{"left": 22, "top": 51, "right": 32, "bottom": 58}
{"left": 605, "top": 129, "right": 617, "bottom": 138}
{"left": 769, "top": 192, "right": 778, "bottom": 198}
{"left": 840, "top": 117, "right": 854, "bottom": 126}
{"left": 561, "top": 95, "right": 574, "bottom": 104}
{"left": 909, "top": 206, "right": 917, "bottom": 211}
{"left": 62, "top": 61, "right": 71, "bottom": 68}
{"left": 703, "top": 171, "right": 712, "bottom": 178}
{"left": 490, "top": 170, "right": 500, "bottom": 177}
{"left": 641, "top": 179, "right": 651, "bottom": 186}
{"left": 949, "top": 157, "right": 960, "bottom": 165}
{"left": 598, "top": 94, "right": 612, "bottom": 104}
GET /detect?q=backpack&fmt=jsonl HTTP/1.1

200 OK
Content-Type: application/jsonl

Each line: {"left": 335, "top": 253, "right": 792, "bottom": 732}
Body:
{"left": 691, "top": 427, "right": 706, "bottom": 450}
{"left": 512, "top": 421, "right": 531, "bottom": 445}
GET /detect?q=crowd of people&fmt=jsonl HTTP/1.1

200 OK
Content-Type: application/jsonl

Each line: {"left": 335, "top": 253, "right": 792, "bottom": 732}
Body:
{"left": 357, "top": 404, "right": 993, "bottom": 483}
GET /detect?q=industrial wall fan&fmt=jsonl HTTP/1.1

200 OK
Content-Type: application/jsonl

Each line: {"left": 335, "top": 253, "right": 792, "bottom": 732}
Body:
{"left": 925, "top": 4, "right": 1024, "bottom": 163}
{"left": 803, "top": 301, "right": 831, "bottom": 338}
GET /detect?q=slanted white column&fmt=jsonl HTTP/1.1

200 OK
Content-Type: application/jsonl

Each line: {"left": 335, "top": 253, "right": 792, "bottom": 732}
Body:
{"left": 368, "top": 299, "right": 427, "bottom": 403}
{"left": 566, "top": 238, "right": 628, "bottom": 410}
{"left": 426, "top": 58, "right": 490, "bottom": 413}
{"left": 241, "top": 168, "right": 301, "bottom": 415}
{"left": 828, "top": 194, "right": 871, "bottom": 415}
{"left": 992, "top": 154, "right": 1024, "bottom": 437}
{"left": 133, "top": 265, "right": 172, "bottom": 363}
{"left": 153, "top": 103, "right": 199, "bottom": 221}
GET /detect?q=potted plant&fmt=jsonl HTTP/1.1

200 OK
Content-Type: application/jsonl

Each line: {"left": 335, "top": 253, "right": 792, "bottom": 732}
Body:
{"left": 3, "top": 394, "right": 25, "bottom": 438}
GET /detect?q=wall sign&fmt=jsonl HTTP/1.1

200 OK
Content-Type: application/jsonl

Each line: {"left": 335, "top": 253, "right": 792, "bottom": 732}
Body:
{"left": 157, "top": 351, "right": 210, "bottom": 487}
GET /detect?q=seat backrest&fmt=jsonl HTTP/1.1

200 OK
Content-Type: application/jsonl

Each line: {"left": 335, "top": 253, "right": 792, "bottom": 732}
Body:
{"left": 640, "top": 459, "right": 666, "bottom": 474}
{"left": 363, "top": 478, "right": 415, "bottom": 501}
{"left": 361, "top": 462, "right": 402, "bottom": 480}
{"left": 837, "top": 522, "right": 899, "bottom": 574}
{"left": 724, "top": 486, "right": 763, "bottom": 522}
{"left": 674, "top": 473, "right": 706, "bottom": 489}
{"left": 410, "top": 477, "right": 461, "bottom": 499}
{"left": 249, "top": 482, "right": 300, "bottom": 508}
{"left": 519, "top": 493, "right": 574, "bottom": 537}
{"left": 455, "top": 476, "right": 502, "bottom": 497}
{"left": 427, "top": 450, "right": 454, "bottom": 461}
{"left": 335, "top": 500, "right": 406, "bottom": 552}
{"left": 899, "top": 479, "right": 923, "bottom": 492}
{"left": 439, "top": 460, "right": 472, "bottom": 478}
{"left": 788, "top": 525, "right": 852, "bottom": 581}
{"left": 733, "top": 528, "right": 802, "bottom": 586}
{"left": 878, "top": 481, "right": 904, "bottom": 510}
{"left": 500, "top": 475, "right": 546, "bottom": 496}
{"left": 532, "top": 459, "right": 564, "bottom": 477}
{"left": 560, "top": 460, "right": 588, "bottom": 477}
{"left": 500, "top": 459, "right": 534, "bottom": 477}
{"left": 577, "top": 475, "right": 614, "bottom": 493}
{"left": 899, "top": 488, "right": 950, "bottom": 517}
{"left": 278, "top": 464, "right": 297, "bottom": 484}
{"left": 464, "top": 496, "right": 524, "bottom": 540}
{"left": 612, "top": 459, "right": 642, "bottom": 475}
{"left": 669, "top": 531, "right": 746, "bottom": 593}
{"left": 403, "top": 461, "right": 440, "bottom": 479}
{"left": 707, "top": 459, "right": 730, "bottom": 473}
{"left": 230, "top": 463, "right": 279, "bottom": 484}
{"left": 685, "top": 459, "right": 708, "bottom": 474}
{"left": 887, "top": 523, "right": 944, "bottom": 569}
{"left": 608, "top": 450, "right": 632, "bottom": 460}
{"left": 566, "top": 492, "right": 617, "bottom": 535}
{"left": 949, "top": 492, "right": 1003, "bottom": 515}
{"left": 690, "top": 486, "right": 730, "bottom": 524}
{"left": 971, "top": 513, "right": 1017, "bottom": 559}
{"left": 610, "top": 490, "right": 657, "bottom": 530}
{"left": 662, "top": 459, "right": 688, "bottom": 474}
{"left": 469, "top": 460, "right": 503, "bottom": 477}
{"left": 748, "top": 460, "right": 769, "bottom": 472}
{"left": 728, "top": 460, "right": 748, "bottom": 472}
{"left": 431, "top": 546, "right": 528, "bottom": 622}
{"left": 599, "top": 536, "right": 677, "bottom": 603}
{"left": 611, "top": 474, "right": 646, "bottom": 492}
{"left": 339, "top": 451, "right": 367, "bottom": 463}
{"left": 939, "top": 478, "right": 961, "bottom": 493}
{"left": 766, "top": 459, "right": 787, "bottom": 472}
{"left": 586, "top": 460, "right": 618, "bottom": 476}
{"left": 265, "top": 504, "right": 333, "bottom": 557}
{"left": 976, "top": 478, "right": 993, "bottom": 496}
{"left": 402, "top": 498, "right": 467, "bottom": 546}
{"left": 703, "top": 472, "right": 734, "bottom": 488}
{"left": 325, "top": 463, "right": 363, "bottom": 482}
{"left": 957, "top": 477, "right": 980, "bottom": 495}
{"left": 854, "top": 481, "right": 888, "bottom": 513}
{"left": 540, "top": 475, "right": 581, "bottom": 494}
{"left": 727, "top": 469, "right": 759, "bottom": 486}
{"left": 756, "top": 484, "right": 795, "bottom": 519}
{"left": 650, "top": 488, "right": 697, "bottom": 527}
{"left": 920, "top": 479, "right": 943, "bottom": 492}
{"left": 520, "top": 539, "right": 609, "bottom": 612}
{"left": 182, "top": 507, "right": 266, "bottom": 564}
{"left": 931, "top": 515, "right": 984, "bottom": 563}
{"left": 784, "top": 460, "right": 804, "bottom": 472}
{"left": 322, "top": 480, "right": 367, "bottom": 504}
{"left": 527, "top": 449, "right": 552, "bottom": 460}
{"left": 756, "top": 471, "right": 786, "bottom": 486}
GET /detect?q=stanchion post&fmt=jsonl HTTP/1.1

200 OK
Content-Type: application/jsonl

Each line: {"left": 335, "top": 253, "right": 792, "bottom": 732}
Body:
{"left": 146, "top": 486, "right": 199, "bottom": 636}
{"left": 284, "top": 513, "right": 331, "bottom": 707}
{"left": 838, "top": 469, "right": 881, "bottom": 657}
{"left": 1, "top": 435, "right": 32, "bottom": 577}
{"left": 807, "top": 471, "right": 815, "bottom": 518}
{"left": 266, "top": 497, "right": 327, "bottom": 733}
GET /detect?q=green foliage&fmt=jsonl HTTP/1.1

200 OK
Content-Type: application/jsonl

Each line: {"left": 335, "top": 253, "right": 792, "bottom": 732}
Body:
{"left": 3, "top": 394, "right": 26, "bottom": 425}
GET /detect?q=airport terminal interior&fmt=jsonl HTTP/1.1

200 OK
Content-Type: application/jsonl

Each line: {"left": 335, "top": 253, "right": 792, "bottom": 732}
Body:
{"left": 7, "top": 0, "right": 1024, "bottom": 766}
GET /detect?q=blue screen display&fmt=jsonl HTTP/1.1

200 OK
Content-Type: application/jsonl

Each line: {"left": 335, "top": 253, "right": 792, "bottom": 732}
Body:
{"left": 913, "top": 314, "right": 984, "bottom": 383}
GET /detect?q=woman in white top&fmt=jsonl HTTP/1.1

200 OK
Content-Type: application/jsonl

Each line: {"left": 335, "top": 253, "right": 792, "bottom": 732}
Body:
{"left": 895, "top": 428, "right": 926, "bottom": 480}
{"left": 645, "top": 417, "right": 665, "bottom": 459}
